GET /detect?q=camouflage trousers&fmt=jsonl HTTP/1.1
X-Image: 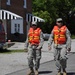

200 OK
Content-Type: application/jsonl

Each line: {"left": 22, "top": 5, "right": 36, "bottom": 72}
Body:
{"left": 27, "top": 45, "right": 41, "bottom": 70}
{"left": 53, "top": 45, "right": 68, "bottom": 71}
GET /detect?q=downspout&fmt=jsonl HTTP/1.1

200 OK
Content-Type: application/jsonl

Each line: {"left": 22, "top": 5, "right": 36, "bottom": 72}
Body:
{"left": 0, "top": 0, "right": 1, "bottom": 10}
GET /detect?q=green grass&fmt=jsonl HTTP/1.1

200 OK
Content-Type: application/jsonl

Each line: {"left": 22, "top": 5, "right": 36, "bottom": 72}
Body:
{"left": 0, "top": 49, "right": 28, "bottom": 54}
{"left": 0, "top": 42, "right": 28, "bottom": 54}
{"left": 71, "top": 35, "right": 75, "bottom": 39}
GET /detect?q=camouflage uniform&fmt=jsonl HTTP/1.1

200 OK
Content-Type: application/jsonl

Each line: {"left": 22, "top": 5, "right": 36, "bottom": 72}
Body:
{"left": 25, "top": 27, "right": 44, "bottom": 75}
{"left": 48, "top": 26, "right": 71, "bottom": 73}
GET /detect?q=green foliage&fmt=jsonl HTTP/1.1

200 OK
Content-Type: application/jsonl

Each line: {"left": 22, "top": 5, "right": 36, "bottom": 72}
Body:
{"left": 71, "top": 35, "right": 75, "bottom": 39}
{"left": 32, "top": 0, "right": 75, "bottom": 33}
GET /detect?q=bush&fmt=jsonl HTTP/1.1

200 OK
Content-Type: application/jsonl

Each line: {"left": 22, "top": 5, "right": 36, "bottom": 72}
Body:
{"left": 71, "top": 35, "right": 75, "bottom": 39}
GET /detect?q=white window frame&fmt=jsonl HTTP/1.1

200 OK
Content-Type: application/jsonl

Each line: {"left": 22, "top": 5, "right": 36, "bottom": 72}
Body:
{"left": 6, "top": 0, "right": 10, "bottom": 5}
{"left": 11, "top": 19, "right": 23, "bottom": 34}
{"left": 23, "top": 0, "right": 27, "bottom": 8}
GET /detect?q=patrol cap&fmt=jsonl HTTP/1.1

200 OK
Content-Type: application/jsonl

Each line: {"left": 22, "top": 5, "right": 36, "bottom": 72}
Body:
{"left": 56, "top": 18, "right": 63, "bottom": 22}
{"left": 32, "top": 22, "right": 37, "bottom": 26}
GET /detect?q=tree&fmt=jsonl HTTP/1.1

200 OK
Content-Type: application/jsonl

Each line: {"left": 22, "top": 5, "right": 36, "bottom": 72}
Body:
{"left": 32, "top": 0, "right": 75, "bottom": 34}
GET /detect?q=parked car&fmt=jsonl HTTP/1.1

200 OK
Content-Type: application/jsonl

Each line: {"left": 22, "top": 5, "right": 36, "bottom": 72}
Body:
{"left": 0, "top": 24, "right": 7, "bottom": 49}
{"left": 43, "top": 33, "right": 50, "bottom": 40}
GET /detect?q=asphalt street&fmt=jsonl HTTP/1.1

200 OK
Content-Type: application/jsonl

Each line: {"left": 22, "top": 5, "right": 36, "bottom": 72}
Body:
{"left": 0, "top": 41, "right": 54, "bottom": 75}
{"left": 6, "top": 53, "right": 75, "bottom": 75}
{"left": 0, "top": 40, "right": 75, "bottom": 75}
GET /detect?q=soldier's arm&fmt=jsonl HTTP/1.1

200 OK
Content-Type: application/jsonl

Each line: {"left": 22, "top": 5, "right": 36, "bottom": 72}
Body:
{"left": 37, "top": 31, "right": 44, "bottom": 49}
{"left": 66, "top": 29, "right": 71, "bottom": 50}
{"left": 48, "top": 30, "right": 54, "bottom": 47}
{"left": 24, "top": 35, "right": 29, "bottom": 49}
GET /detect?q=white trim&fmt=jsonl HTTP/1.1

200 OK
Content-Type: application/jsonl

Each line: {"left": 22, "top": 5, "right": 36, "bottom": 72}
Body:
{"left": 6, "top": 0, "right": 10, "bottom": 5}
{"left": 24, "top": 0, "right": 27, "bottom": 8}
{"left": 7, "top": 13, "right": 9, "bottom": 19}
{"left": 0, "top": 9, "right": 23, "bottom": 19}
{"left": 4, "top": 12, "right": 6, "bottom": 19}
{"left": 0, "top": 10, "right": 2, "bottom": 19}
{"left": 26, "top": 13, "right": 28, "bottom": 22}
{"left": 26, "top": 13, "right": 45, "bottom": 22}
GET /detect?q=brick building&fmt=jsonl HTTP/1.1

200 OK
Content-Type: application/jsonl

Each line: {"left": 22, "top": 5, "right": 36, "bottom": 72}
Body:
{"left": 0, "top": 0, "right": 45, "bottom": 42}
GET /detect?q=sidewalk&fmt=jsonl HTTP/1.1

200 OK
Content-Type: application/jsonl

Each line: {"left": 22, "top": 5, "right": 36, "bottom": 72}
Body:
{"left": 0, "top": 40, "right": 75, "bottom": 75}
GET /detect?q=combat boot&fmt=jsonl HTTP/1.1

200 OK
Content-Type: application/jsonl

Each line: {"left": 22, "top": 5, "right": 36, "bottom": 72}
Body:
{"left": 63, "top": 69, "right": 67, "bottom": 75}
{"left": 27, "top": 68, "right": 34, "bottom": 75}
{"left": 35, "top": 70, "right": 39, "bottom": 75}
{"left": 57, "top": 69, "right": 61, "bottom": 75}
{"left": 63, "top": 72, "right": 67, "bottom": 75}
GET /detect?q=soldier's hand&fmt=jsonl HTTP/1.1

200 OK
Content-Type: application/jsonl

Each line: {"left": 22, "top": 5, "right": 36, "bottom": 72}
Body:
{"left": 68, "top": 48, "right": 71, "bottom": 52}
{"left": 36, "top": 46, "right": 42, "bottom": 50}
{"left": 48, "top": 46, "right": 51, "bottom": 50}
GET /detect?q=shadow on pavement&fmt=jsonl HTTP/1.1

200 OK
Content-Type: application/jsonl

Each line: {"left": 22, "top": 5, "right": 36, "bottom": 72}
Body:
{"left": 39, "top": 70, "right": 52, "bottom": 74}
{"left": 0, "top": 48, "right": 11, "bottom": 53}
{"left": 67, "top": 72, "right": 75, "bottom": 75}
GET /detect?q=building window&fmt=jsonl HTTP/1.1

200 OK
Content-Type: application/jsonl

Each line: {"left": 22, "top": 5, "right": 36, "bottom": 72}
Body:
{"left": 11, "top": 19, "right": 23, "bottom": 34}
{"left": 14, "top": 24, "right": 20, "bottom": 33}
{"left": 24, "top": 0, "right": 27, "bottom": 8}
{"left": 6, "top": 0, "right": 10, "bottom": 5}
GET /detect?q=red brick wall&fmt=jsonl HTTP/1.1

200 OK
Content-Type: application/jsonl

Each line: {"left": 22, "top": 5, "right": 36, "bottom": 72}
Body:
{"left": 1, "top": 0, "right": 7, "bottom": 9}
{"left": 1, "top": 0, "right": 32, "bottom": 17}
{"left": 1, "top": 0, "right": 32, "bottom": 42}
{"left": 27, "top": 0, "right": 32, "bottom": 12}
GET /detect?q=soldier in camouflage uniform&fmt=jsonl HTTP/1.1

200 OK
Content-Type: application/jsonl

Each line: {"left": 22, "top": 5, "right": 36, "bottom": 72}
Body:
{"left": 25, "top": 22, "right": 44, "bottom": 75}
{"left": 48, "top": 18, "right": 71, "bottom": 75}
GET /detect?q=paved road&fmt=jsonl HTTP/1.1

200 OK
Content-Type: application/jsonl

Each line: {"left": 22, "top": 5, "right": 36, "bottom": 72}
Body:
{"left": 6, "top": 53, "right": 75, "bottom": 75}
{"left": 0, "top": 40, "right": 75, "bottom": 75}
{"left": 0, "top": 41, "right": 54, "bottom": 75}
